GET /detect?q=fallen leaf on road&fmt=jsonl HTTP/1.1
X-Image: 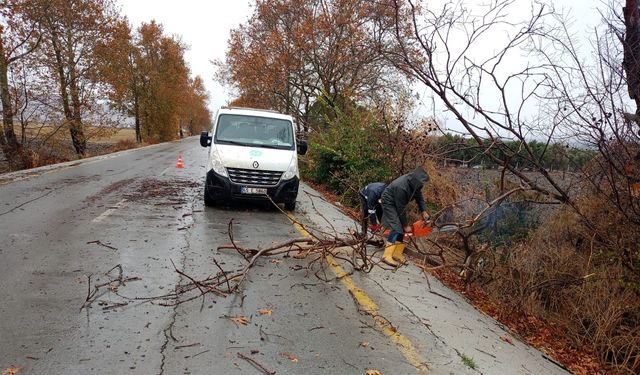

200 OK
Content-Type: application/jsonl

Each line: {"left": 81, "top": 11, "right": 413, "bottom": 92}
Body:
{"left": 228, "top": 316, "right": 250, "bottom": 326}
{"left": 366, "top": 370, "right": 381, "bottom": 375}
{"left": 270, "top": 259, "right": 282, "bottom": 265}
{"left": 359, "top": 341, "right": 369, "bottom": 348}
{"left": 293, "top": 250, "right": 310, "bottom": 259}
{"left": 500, "top": 335, "right": 514, "bottom": 345}
{"left": 279, "top": 352, "right": 298, "bottom": 363}
{"left": 1, "top": 367, "right": 23, "bottom": 375}
{"left": 257, "top": 308, "right": 273, "bottom": 316}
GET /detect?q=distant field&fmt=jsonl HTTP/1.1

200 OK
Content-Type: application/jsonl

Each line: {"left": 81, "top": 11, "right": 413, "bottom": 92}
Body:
{"left": 15, "top": 125, "right": 137, "bottom": 145}
{"left": 89, "top": 127, "right": 137, "bottom": 144}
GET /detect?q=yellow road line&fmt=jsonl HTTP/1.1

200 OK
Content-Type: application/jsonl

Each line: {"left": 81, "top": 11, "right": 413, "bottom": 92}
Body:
{"left": 287, "top": 213, "right": 428, "bottom": 373}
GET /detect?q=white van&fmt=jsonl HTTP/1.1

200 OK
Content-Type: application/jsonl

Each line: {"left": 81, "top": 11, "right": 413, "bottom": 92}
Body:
{"left": 200, "top": 107, "right": 307, "bottom": 210}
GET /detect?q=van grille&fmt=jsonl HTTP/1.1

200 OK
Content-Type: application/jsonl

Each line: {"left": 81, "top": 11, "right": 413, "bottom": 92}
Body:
{"left": 227, "top": 168, "right": 282, "bottom": 186}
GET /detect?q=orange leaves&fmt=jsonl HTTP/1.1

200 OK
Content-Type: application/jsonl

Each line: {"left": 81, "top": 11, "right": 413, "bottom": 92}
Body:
{"left": 1, "top": 367, "right": 22, "bottom": 375}
{"left": 257, "top": 308, "right": 273, "bottom": 316}
{"left": 219, "top": 0, "right": 397, "bottom": 114}
{"left": 499, "top": 335, "right": 514, "bottom": 346}
{"left": 228, "top": 315, "right": 250, "bottom": 326}
{"left": 228, "top": 308, "right": 272, "bottom": 326}
{"left": 279, "top": 351, "right": 298, "bottom": 363}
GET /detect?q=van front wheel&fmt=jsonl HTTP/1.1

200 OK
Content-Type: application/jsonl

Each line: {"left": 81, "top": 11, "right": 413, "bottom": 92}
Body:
{"left": 204, "top": 174, "right": 218, "bottom": 207}
{"left": 204, "top": 188, "right": 216, "bottom": 207}
{"left": 284, "top": 200, "right": 296, "bottom": 211}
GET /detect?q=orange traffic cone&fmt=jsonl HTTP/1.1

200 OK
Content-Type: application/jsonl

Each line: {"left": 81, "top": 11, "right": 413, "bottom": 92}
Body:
{"left": 176, "top": 153, "right": 184, "bottom": 168}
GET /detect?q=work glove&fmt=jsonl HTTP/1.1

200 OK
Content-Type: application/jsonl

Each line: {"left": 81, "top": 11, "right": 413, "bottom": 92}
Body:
{"left": 421, "top": 211, "right": 431, "bottom": 225}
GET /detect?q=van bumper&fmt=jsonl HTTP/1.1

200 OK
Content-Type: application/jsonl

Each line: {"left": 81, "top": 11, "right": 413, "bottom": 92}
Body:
{"left": 205, "top": 170, "right": 299, "bottom": 204}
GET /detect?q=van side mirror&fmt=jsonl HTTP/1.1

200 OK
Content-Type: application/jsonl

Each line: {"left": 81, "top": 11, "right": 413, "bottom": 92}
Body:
{"left": 297, "top": 140, "right": 308, "bottom": 155}
{"left": 200, "top": 131, "right": 212, "bottom": 147}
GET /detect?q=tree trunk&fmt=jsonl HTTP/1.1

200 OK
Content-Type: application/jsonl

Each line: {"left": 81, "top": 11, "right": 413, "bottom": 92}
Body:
{"left": 0, "top": 52, "right": 24, "bottom": 168}
{"left": 624, "top": 0, "right": 640, "bottom": 118}
{"left": 47, "top": 17, "right": 86, "bottom": 157}
{"left": 68, "top": 67, "right": 86, "bottom": 156}
{"left": 133, "top": 83, "right": 142, "bottom": 143}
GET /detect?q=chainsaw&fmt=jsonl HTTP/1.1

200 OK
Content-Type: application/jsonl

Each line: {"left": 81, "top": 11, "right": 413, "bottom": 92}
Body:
{"left": 382, "top": 220, "right": 459, "bottom": 239}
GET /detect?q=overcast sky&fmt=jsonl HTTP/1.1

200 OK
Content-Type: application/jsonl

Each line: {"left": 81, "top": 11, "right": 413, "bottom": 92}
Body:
{"left": 117, "top": 0, "right": 254, "bottom": 112}
{"left": 117, "top": 0, "right": 607, "bottom": 130}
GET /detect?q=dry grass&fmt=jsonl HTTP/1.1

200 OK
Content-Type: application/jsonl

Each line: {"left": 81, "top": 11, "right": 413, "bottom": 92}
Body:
{"left": 489, "top": 201, "right": 640, "bottom": 374}
{"left": 14, "top": 124, "right": 136, "bottom": 144}
{"left": 406, "top": 159, "right": 640, "bottom": 373}
{"left": 1, "top": 125, "right": 142, "bottom": 173}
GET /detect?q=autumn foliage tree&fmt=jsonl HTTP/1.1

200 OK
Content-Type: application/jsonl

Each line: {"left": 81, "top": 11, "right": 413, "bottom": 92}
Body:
{"left": 180, "top": 76, "right": 211, "bottom": 137}
{"left": 0, "top": 2, "right": 211, "bottom": 167}
{"left": 216, "top": 0, "right": 406, "bottom": 131}
{"left": 28, "top": 0, "right": 123, "bottom": 156}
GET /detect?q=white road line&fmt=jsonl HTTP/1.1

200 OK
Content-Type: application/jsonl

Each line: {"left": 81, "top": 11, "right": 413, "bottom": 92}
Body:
{"left": 92, "top": 199, "right": 127, "bottom": 223}
{"left": 160, "top": 166, "right": 172, "bottom": 176}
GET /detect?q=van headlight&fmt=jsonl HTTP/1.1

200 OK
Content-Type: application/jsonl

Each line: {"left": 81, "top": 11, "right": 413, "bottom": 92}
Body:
{"left": 209, "top": 150, "right": 228, "bottom": 177}
{"left": 282, "top": 158, "right": 298, "bottom": 180}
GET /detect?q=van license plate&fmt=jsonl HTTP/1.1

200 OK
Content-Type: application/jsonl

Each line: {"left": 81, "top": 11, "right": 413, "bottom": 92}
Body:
{"left": 241, "top": 187, "right": 267, "bottom": 195}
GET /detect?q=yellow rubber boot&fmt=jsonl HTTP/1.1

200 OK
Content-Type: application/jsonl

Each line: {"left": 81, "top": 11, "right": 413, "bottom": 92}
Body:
{"left": 392, "top": 242, "right": 407, "bottom": 264}
{"left": 381, "top": 243, "right": 399, "bottom": 266}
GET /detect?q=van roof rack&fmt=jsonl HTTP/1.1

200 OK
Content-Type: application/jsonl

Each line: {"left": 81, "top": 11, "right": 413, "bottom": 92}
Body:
{"left": 222, "top": 106, "right": 280, "bottom": 114}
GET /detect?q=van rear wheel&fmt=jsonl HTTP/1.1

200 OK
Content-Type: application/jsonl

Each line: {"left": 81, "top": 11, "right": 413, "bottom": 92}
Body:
{"left": 284, "top": 200, "right": 296, "bottom": 211}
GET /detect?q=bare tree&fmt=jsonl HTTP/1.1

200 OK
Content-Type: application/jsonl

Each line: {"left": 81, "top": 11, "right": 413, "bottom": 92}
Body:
{"left": 385, "top": 1, "right": 572, "bottom": 201}
{"left": 30, "top": 0, "right": 122, "bottom": 156}
{"left": 0, "top": 0, "right": 43, "bottom": 168}
{"left": 381, "top": 0, "right": 640, "bottom": 281}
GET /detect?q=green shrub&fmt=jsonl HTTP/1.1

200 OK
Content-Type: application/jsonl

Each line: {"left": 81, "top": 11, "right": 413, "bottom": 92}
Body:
{"left": 301, "top": 106, "right": 392, "bottom": 206}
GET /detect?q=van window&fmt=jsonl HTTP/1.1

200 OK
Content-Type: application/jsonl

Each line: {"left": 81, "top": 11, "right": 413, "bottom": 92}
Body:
{"left": 215, "top": 114, "right": 294, "bottom": 150}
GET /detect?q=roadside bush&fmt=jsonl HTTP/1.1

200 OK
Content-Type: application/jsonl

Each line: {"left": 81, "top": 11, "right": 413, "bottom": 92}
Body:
{"left": 302, "top": 107, "right": 392, "bottom": 206}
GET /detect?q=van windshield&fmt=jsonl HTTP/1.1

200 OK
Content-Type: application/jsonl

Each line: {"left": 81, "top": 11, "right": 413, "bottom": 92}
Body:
{"left": 214, "top": 114, "right": 295, "bottom": 150}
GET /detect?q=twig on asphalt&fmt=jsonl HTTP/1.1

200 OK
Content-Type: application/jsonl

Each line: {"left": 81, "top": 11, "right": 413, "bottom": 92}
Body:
{"left": 212, "top": 257, "right": 232, "bottom": 293}
{"left": 175, "top": 342, "right": 201, "bottom": 350}
{"left": 87, "top": 240, "right": 118, "bottom": 251}
{"left": 191, "top": 349, "right": 210, "bottom": 358}
{"left": 102, "top": 302, "right": 128, "bottom": 311}
{"left": 475, "top": 348, "right": 497, "bottom": 358}
{"left": 80, "top": 265, "right": 140, "bottom": 310}
{"left": 237, "top": 352, "right": 275, "bottom": 375}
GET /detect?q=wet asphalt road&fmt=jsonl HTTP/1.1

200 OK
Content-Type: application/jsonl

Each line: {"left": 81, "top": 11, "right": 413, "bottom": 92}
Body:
{"left": 0, "top": 138, "right": 421, "bottom": 374}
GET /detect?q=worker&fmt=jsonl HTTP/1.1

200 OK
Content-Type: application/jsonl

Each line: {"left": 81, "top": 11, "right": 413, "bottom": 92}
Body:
{"left": 358, "top": 182, "right": 387, "bottom": 236}
{"left": 380, "top": 166, "right": 431, "bottom": 266}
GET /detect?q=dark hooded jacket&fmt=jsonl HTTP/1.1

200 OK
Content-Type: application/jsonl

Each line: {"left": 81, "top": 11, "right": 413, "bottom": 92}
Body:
{"left": 381, "top": 166, "right": 430, "bottom": 233}
{"left": 359, "top": 182, "right": 387, "bottom": 225}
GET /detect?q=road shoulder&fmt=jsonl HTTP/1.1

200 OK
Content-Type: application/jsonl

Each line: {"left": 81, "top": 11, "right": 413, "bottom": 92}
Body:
{"left": 293, "top": 182, "right": 570, "bottom": 375}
